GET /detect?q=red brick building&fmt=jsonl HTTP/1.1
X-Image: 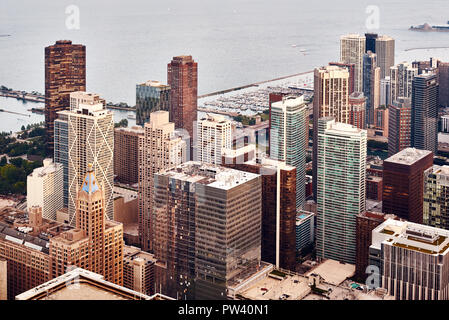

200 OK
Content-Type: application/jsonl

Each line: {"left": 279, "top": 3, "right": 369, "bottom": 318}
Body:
{"left": 114, "top": 126, "right": 144, "bottom": 185}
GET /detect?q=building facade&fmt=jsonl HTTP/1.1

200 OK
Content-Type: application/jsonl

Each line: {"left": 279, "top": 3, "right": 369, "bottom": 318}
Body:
{"left": 316, "top": 117, "right": 367, "bottom": 264}
{"left": 197, "top": 115, "right": 232, "bottom": 165}
{"left": 136, "top": 80, "right": 170, "bottom": 126}
{"left": 388, "top": 97, "right": 412, "bottom": 156}
{"left": 45, "top": 40, "right": 86, "bottom": 152}
{"left": 424, "top": 165, "right": 449, "bottom": 231}
{"left": 349, "top": 92, "right": 366, "bottom": 129}
{"left": 27, "top": 159, "right": 63, "bottom": 221}
{"left": 270, "top": 95, "right": 308, "bottom": 210}
{"left": 382, "top": 148, "right": 433, "bottom": 223}
{"left": 114, "top": 126, "right": 145, "bottom": 185}
{"left": 340, "top": 34, "right": 366, "bottom": 93}
{"left": 363, "top": 51, "right": 380, "bottom": 126}
{"left": 375, "top": 35, "right": 395, "bottom": 79}
{"left": 390, "top": 62, "right": 418, "bottom": 103}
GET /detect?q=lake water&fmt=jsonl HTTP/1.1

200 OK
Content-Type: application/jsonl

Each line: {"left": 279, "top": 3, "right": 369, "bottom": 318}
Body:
{"left": 1, "top": 0, "right": 449, "bottom": 132}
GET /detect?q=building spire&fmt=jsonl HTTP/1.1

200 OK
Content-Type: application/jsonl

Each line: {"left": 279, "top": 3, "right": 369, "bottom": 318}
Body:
{"left": 81, "top": 163, "right": 99, "bottom": 194}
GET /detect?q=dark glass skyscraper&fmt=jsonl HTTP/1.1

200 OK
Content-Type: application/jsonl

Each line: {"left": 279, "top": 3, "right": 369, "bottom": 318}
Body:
{"left": 411, "top": 73, "right": 439, "bottom": 153}
{"left": 136, "top": 80, "right": 170, "bottom": 125}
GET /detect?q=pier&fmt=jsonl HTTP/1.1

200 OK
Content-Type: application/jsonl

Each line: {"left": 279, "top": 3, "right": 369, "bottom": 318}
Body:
{"left": 0, "top": 109, "right": 31, "bottom": 117}
{"left": 0, "top": 90, "right": 45, "bottom": 103}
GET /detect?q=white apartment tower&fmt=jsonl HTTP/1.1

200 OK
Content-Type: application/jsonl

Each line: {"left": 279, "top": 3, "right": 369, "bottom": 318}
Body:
{"left": 196, "top": 115, "right": 232, "bottom": 165}
{"left": 27, "top": 158, "right": 63, "bottom": 221}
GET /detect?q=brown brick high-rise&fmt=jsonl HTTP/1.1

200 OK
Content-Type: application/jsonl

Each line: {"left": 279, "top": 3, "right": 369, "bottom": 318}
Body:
{"left": 45, "top": 40, "right": 86, "bottom": 153}
{"left": 382, "top": 148, "right": 433, "bottom": 224}
{"left": 167, "top": 56, "right": 197, "bottom": 158}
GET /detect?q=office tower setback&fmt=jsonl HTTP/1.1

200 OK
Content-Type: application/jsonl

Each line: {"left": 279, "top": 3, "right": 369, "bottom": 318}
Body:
{"left": 382, "top": 148, "right": 433, "bottom": 223}
{"left": 153, "top": 162, "right": 261, "bottom": 300}
{"left": 114, "top": 126, "right": 145, "bottom": 185}
{"left": 197, "top": 115, "right": 232, "bottom": 165}
{"left": 167, "top": 55, "right": 198, "bottom": 154}
{"left": 340, "top": 34, "right": 366, "bottom": 93}
{"left": 363, "top": 51, "right": 380, "bottom": 125}
{"left": 370, "top": 219, "right": 449, "bottom": 300}
{"left": 270, "top": 95, "right": 308, "bottom": 210}
{"left": 136, "top": 80, "right": 171, "bottom": 126}
{"left": 313, "top": 66, "right": 350, "bottom": 200}
{"left": 375, "top": 35, "right": 395, "bottom": 79}
{"left": 388, "top": 97, "right": 412, "bottom": 156}
{"left": 63, "top": 92, "right": 114, "bottom": 225}
{"left": 316, "top": 117, "right": 367, "bottom": 264}
{"left": 349, "top": 92, "right": 366, "bottom": 129}
{"left": 45, "top": 40, "right": 86, "bottom": 152}
{"left": 412, "top": 72, "right": 439, "bottom": 153}
{"left": 138, "top": 111, "right": 186, "bottom": 252}
{"left": 27, "top": 159, "right": 63, "bottom": 221}
{"left": 222, "top": 149, "right": 297, "bottom": 271}
{"left": 390, "top": 62, "right": 418, "bottom": 102}
{"left": 424, "top": 165, "right": 449, "bottom": 230}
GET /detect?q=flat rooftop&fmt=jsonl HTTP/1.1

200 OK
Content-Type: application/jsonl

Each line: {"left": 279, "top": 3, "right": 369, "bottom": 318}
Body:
{"left": 385, "top": 147, "right": 432, "bottom": 165}
{"left": 306, "top": 259, "right": 355, "bottom": 286}
{"left": 373, "top": 219, "right": 449, "bottom": 255}
{"left": 159, "top": 161, "right": 260, "bottom": 190}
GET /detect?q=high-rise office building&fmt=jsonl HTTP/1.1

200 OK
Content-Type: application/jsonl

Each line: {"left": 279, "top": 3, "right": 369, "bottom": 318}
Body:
{"left": 388, "top": 97, "right": 412, "bottom": 156}
{"left": 370, "top": 219, "right": 449, "bottom": 300}
{"left": 316, "top": 117, "right": 367, "bottom": 264}
{"left": 363, "top": 51, "right": 380, "bottom": 125}
{"left": 62, "top": 92, "right": 114, "bottom": 225}
{"left": 270, "top": 95, "right": 308, "bottom": 210}
{"left": 380, "top": 76, "right": 391, "bottom": 107}
{"left": 412, "top": 72, "right": 439, "bottom": 153}
{"left": 27, "top": 159, "right": 63, "bottom": 221}
{"left": 197, "top": 115, "right": 232, "bottom": 165}
{"left": 329, "top": 62, "right": 356, "bottom": 94}
{"left": 313, "top": 66, "right": 350, "bottom": 201}
{"left": 138, "top": 111, "right": 186, "bottom": 252}
{"left": 45, "top": 40, "right": 86, "bottom": 152}
{"left": 390, "top": 62, "right": 418, "bottom": 102}
{"left": 375, "top": 35, "right": 395, "bottom": 79}
{"left": 382, "top": 148, "right": 433, "bottom": 223}
{"left": 442, "top": 115, "right": 449, "bottom": 133}
{"left": 340, "top": 34, "right": 366, "bottom": 93}
{"left": 54, "top": 112, "right": 69, "bottom": 207}
{"left": 114, "top": 126, "right": 145, "bottom": 185}
{"left": 365, "top": 33, "right": 378, "bottom": 53}
{"left": 123, "top": 246, "right": 157, "bottom": 296}
{"left": 424, "top": 165, "right": 449, "bottom": 230}
{"left": 167, "top": 55, "right": 198, "bottom": 155}
{"left": 153, "top": 162, "right": 261, "bottom": 300}
{"left": 136, "top": 80, "right": 171, "bottom": 126}
{"left": 222, "top": 148, "right": 297, "bottom": 271}
{"left": 349, "top": 92, "right": 366, "bottom": 129}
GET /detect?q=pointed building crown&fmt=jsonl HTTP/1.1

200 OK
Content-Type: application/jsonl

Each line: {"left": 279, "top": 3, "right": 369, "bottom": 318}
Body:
{"left": 81, "top": 163, "right": 100, "bottom": 194}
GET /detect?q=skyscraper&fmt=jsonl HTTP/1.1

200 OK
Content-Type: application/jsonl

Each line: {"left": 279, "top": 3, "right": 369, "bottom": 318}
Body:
{"left": 153, "top": 162, "right": 261, "bottom": 300}
{"left": 270, "top": 95, "right": 308, "bottom": 210}
{"left": 380, "top": 76, "right": 391, "bottom": 107}
{"left": 424, "top": 165, "right": 449, "bottom": 230}
{"left": 316, "top": 117, "right": 367, "bottom": 264}
{"left": 365, "top": 33, "right": 378, "bottom": 53}
{"left": 138, "top": 111, "right": 186, "bottom": 252}
{"left": 45, "top": 40, "right": 86, "bottom": 152}
{"left": 390, "top": 62, "right": 418, "bottom": 102}
{"left": 382, "top": 148, "right": 433, "bottom": 223}
{"left": 313, "top": 65, "right": 350, "bottom": 200}
{"left": 196, "top": 115, "right": 232, "bottom": 165}
{"left": 136, "top": 80, "right": 171, "bottom": 126}
{"left": 349, "top": 92, "right": 366, "bottom": 129}
{"left": 27, "top": 159, "right": 63, "bottom": 221}
{"left": 340, "top": 34, "right": 366, "bottom": 93}
{"left": 363, "top": 51, "right": 380, "bottom": 125}
{"left": 222, "top": 149, "right": 297, "bottom": 271}
{"left": 411, "top": 72, "right": 439, "bottom": 153}
{"left": 375, "top": 35, "right": 395, "bottom": 79}
{"left": 114, "top": 126, "right": 145, "bottom": 185}
{"left": 388, "top": 97, "right": 412, "bottom": 156}
{"left": 63, "top": 92, "right": 114, "bottom": 225}
{"left": 167, "top": 55, "right": 198, "bottom": 157}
